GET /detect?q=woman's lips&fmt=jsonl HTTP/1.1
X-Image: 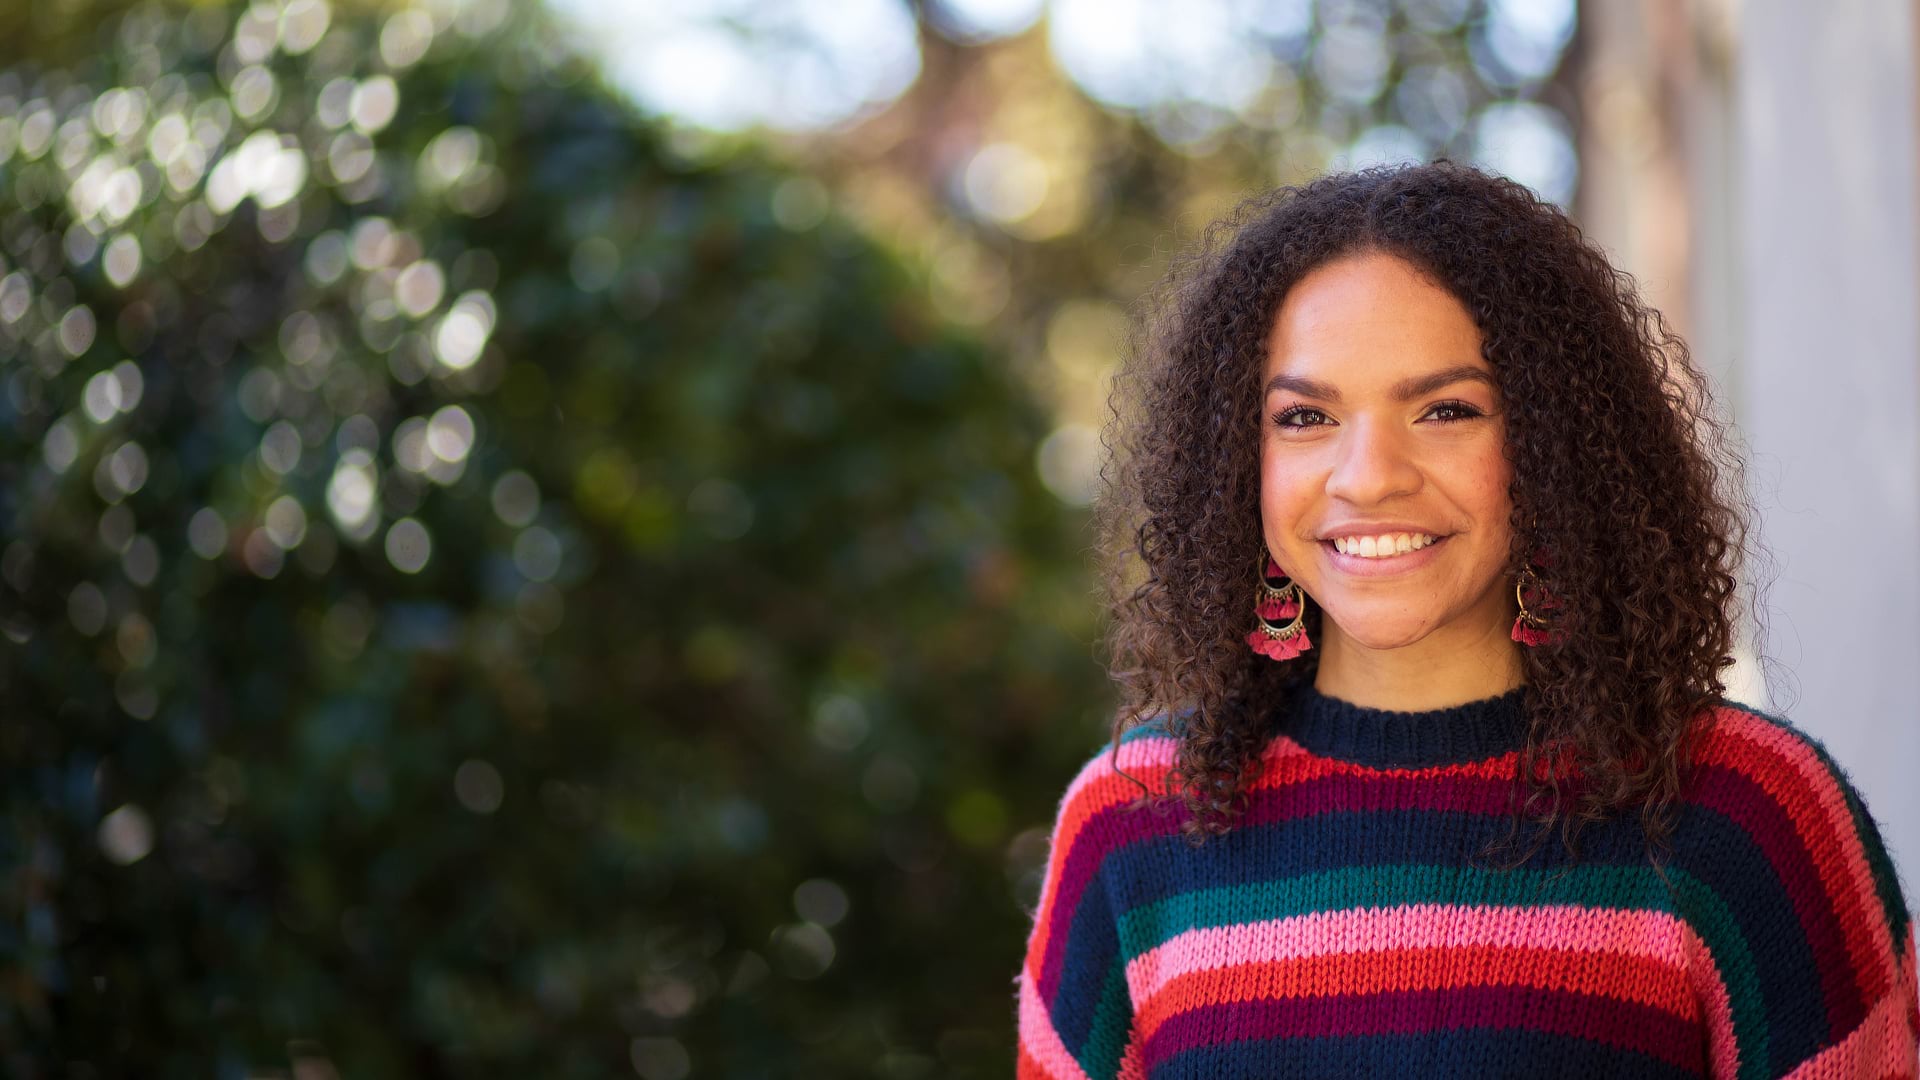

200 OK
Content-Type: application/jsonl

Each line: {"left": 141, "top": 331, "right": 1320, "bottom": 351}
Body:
{"left": 1320, "top": 533, "right": 1451, "bottom": 577}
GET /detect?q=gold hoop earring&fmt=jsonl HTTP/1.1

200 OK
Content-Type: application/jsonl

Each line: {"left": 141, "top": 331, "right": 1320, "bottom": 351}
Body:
{"left": 1249, "top": 555, "right": 1313, "bottom": 661}
{"left": 1511, "top": 519, "right": 1564, "bottom": 646}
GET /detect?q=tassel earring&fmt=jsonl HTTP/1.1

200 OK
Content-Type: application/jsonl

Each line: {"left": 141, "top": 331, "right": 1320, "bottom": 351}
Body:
{"left": 1249, "top": 555, "right": 1313, "bottom": 661}
{"left": 1511, "top": 546, "right": 1566, "bottom": 647}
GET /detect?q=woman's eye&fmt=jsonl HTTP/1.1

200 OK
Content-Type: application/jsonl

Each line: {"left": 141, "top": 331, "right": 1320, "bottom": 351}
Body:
{"left": 1271, "top": 407, "right": 1327, "bottom": 429}
{"left": 1425, "top": 400, "right": 1484, "bottom": 423}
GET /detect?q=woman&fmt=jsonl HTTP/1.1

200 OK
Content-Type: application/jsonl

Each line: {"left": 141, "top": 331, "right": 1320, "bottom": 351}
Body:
{"left": 1015, "top": 162, "right": 1918, "bottom": 1077}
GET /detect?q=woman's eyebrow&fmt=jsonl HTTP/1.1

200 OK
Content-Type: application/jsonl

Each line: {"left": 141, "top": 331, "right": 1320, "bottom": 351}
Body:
{"left": 1263, "top": 364, "right": 1496, "bottom": 403}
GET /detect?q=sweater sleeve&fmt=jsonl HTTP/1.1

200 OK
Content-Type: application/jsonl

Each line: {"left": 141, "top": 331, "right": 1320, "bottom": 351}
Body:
{"left": 1678, "top": 705, "right": 1919, "bottom": 1079}
{"left": 1014, "top": 739, "right": 1144, "bottom": 1080}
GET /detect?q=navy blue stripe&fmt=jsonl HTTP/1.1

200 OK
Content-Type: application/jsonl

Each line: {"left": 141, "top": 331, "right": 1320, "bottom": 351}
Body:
{"left": 1048, "top": 863, "right": 1123, "bottom": 1056}
{"left": 1668, "top": 793, "right": 1830, "bottom": 1072}
{"left": 1100, "top": 802, "right": 1658, "bottom": 913}
{"left": 1281, "top": 682, "right": 1531, "bottom": 766}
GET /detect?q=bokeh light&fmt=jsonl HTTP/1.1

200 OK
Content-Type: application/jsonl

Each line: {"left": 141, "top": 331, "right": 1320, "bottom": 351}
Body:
{"left": 549, "top": 0, "right": 922, "bottom": 131}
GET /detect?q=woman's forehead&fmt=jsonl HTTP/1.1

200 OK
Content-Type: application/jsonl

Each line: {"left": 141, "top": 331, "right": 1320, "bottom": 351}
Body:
{"left": 1263, "top": 252, "right": 1487, "bottom": 386}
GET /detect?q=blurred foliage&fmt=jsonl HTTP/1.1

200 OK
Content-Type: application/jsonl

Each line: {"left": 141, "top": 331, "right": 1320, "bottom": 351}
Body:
{"left": 0, "top": 0, "right": 1578, "bottom": 1075}
{"left": 0, "top": 1, "right": 1115, "bottom": 1075}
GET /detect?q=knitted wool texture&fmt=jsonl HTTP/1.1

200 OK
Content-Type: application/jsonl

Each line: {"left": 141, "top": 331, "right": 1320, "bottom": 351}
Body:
{"left": 1014, "top": 685, "right": 1920, "bottom": 1078}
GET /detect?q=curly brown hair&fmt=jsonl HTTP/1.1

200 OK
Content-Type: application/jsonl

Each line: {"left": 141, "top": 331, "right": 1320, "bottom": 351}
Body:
{"left": 1095, "top": 159, "right": 1761, "bottom": 870}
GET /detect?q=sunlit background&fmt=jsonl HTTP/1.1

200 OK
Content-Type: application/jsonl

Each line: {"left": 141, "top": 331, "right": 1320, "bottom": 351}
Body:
{"left": 536, "top": 0, "right": 1579, "bottom": 515}
{"left": 1, "top": 0, "right": 1913, "bottom": 1076}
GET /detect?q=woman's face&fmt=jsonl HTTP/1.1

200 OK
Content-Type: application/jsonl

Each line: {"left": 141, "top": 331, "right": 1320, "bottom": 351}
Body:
{"left": 1260, "top": 249, "right": 1515, "bottom": 651}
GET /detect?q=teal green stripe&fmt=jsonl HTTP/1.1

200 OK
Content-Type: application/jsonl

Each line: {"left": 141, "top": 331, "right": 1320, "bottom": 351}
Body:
{"left": 1077, "top": 954, "right": 1134, "bottom": 1078}
{"left": 1666, "top": 863, "right": 1771, "bottom": 1080}
{"left": 1837, "top": 764, "right": 1912, "bottom": 946}
{"left": 1118, "top": 712, "right": 1184, "bottom": 746}
{"left": 1114, "top": 863, "right": 1678, "bottom": 958}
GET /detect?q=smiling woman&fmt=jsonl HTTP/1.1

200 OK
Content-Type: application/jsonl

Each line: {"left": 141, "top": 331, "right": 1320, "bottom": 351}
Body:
{"left": 1259, "top": 252, "right": 1518, "bottom": 679}
{"left": 1014, "top": 162, "right": 1920, "bottom": 1077}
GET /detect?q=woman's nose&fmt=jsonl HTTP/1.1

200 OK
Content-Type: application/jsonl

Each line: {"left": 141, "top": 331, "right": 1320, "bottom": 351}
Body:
{"left": 1324, "top": 416, "right": 1423, "bottom": 505}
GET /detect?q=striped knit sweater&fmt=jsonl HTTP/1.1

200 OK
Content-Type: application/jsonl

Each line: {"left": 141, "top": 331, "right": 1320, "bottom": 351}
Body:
{"left": 1015, "top": 684, "right": 1919, "bottom": 1078}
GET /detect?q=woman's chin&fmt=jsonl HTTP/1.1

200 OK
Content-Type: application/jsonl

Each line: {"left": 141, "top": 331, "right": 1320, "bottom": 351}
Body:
{"left": 1320, "top": 612, "right": 1441, "bottom": 651}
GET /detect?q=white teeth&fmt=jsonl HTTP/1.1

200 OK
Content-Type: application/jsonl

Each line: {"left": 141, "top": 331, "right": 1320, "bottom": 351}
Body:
{"left": 1331, "top": 532, "right": 1440, "bottom": 557}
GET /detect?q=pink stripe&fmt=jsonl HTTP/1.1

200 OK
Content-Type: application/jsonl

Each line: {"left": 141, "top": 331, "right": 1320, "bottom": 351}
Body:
{"left": 1126, "top": 903, "right": 1690, "bottom": 1006}
{"left": 1680, "top": 917, "right": 1742, "bottom": 1080}
{"left": 1016, "top": 968, "right": 1096, "bottom": 1080}
{"left": 1057, "top": 733, "right": 1179, "bottom": 812}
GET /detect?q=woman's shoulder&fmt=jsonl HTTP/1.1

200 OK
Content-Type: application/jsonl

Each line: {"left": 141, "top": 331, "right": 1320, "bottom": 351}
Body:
{"left": 1676, "top": 696, "right": 1911, "bottom": 936}
{"left": 1680, "top": 696, "right": 1892, "bottom": 844}
{"left": 1041, "top": 711, "right": 1189, "bottom": 827}
{"left": 1683, "top": 696, "right": 1889, "bottom": 816}
{"left": 1670, "top": 697, "right": 1919, "bottom": 1068}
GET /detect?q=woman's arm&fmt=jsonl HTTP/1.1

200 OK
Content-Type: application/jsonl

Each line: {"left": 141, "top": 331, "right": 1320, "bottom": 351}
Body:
{"left": 1681, "top": 705, "right": 1918, "bottom": 1078}
{"left": 1015, "top": 740, "right": 1146, "bottom": 1080}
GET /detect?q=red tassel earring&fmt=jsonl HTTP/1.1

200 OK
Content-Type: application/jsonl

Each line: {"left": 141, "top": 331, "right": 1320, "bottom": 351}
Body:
{"left": 1249, "top": 556, "right": 1313, "bottom": 661}
{"left": 1511, "top": 546, "right": 1566, "bottom": 647}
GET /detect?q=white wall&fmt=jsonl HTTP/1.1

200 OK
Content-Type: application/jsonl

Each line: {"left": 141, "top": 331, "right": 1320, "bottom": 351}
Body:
{"left": 1736, "top": 0, "right": 1920, "bottom": 912}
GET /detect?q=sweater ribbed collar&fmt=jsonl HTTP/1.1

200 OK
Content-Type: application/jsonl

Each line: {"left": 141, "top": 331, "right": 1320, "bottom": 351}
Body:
{"left": 1278, "top": 682, "right": 1532, "bottom": 768}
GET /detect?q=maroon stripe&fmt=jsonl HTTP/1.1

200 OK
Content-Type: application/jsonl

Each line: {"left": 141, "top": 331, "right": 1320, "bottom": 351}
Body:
{"left": 1034, "top": 780, "right": 1122, "bottom": 1001}
{"left": 1688, "top": 760, "right": 1865, "bottom": 1040}
{"left": 1140, "top": 985, "right": 1705, "bottom": 1071}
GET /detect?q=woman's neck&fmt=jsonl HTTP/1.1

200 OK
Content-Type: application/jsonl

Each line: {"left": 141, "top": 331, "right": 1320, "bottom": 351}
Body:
{"left": 1312, "top": 606, "right": 1526, "bottom": 711}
